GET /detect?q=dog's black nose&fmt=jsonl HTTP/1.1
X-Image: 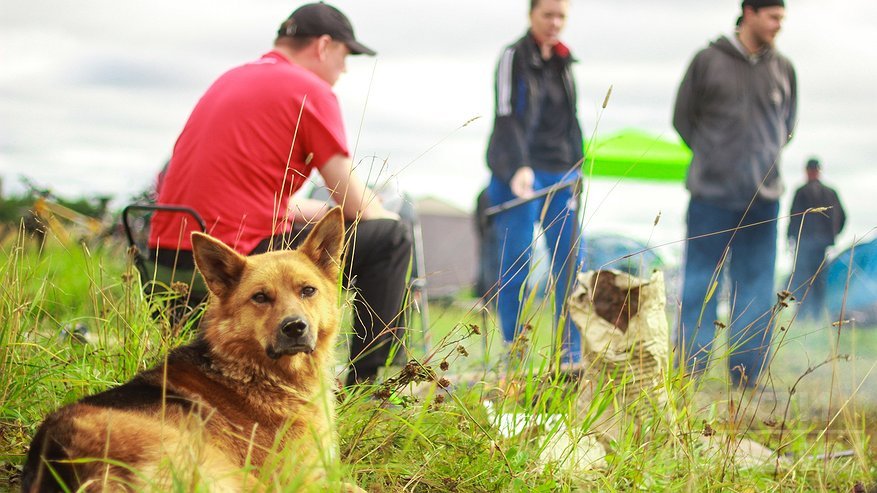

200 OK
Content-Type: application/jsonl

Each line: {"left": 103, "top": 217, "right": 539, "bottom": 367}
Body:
{"left": 280, "top": 317, "right": 308, "bottom": 338}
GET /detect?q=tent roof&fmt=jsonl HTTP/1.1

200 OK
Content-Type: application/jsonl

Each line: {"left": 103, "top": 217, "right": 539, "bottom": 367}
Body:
{"left": 826, "top": 237, "right": 877, "bottom": 316}
{"left": 415, "top": 196, "right": 470, "bottom": 217}
{"left": 585, "top": 128, "right": 692, "bottom": 182}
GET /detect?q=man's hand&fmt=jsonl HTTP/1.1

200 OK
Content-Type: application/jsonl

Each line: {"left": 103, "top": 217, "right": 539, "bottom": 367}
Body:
{"left": 289, "top": 194, "right": 399, "bottom": 223}
{"left": 319, "top": 154, "right": 398, "bottom": 221}
{"left": 368, "top": 207, "right": 401, "bottom": 221}
{"left": 510, "top": 166, "right": 535, "bottom": 199}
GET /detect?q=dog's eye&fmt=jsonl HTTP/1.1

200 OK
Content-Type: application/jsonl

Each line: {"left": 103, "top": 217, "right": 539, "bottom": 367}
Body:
{"left": 251, "top": 292, "right": 270, "bottom": 304}
{"left": 301, "top": 286, "right": 317, "bottom": 298}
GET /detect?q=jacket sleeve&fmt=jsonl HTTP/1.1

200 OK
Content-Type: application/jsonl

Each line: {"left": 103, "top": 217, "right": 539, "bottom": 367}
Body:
{"left": 831, "top": 188, "right": 846, "bottom": 237}
{"left": 784, "top": 61, "right": 798, "bottom": 145}
{"left": 787, "top": 188, "right": 803, "bottom": 240}
{"left": 486, "top": 46, "right": 530, "bottom": 184}
{"left": 565, "top": 67, "right": 585, "bottom": 166}
{"left": 673, "top": 53, "right": 701, "bottom": 148}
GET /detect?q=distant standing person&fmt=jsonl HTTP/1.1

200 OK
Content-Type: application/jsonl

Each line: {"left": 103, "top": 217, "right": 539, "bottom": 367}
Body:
{"left": 673, "top": 0, "right": 797, "bottom": 386}
{"left": 787, "top": 158, "right": 846, "bottom": 320}
{"left": 486, "top": 0, "right": 585, "bottom": 368}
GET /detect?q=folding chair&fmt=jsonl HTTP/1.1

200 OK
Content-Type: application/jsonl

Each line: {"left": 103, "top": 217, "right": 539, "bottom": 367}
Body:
{"left": 121, "top": 203, "right": 208, "bottom": 325}
{"left": 397, "top": 195, "right": 431, "bottom": 353}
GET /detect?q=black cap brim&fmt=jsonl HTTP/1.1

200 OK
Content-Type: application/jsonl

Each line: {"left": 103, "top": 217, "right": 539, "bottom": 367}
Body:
{"left": 346, "top": 39, "right": 376, "bottom": 56}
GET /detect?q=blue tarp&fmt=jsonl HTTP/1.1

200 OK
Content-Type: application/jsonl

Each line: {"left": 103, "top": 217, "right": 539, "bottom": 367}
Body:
{"left": 826, "top": 237, "right": 877, "bottom": 325}
{"left": 585, "top": 233, "right": 663, "bottom": 277}
{"left": 523, "top": 233, "right": 664, "bottom": 295}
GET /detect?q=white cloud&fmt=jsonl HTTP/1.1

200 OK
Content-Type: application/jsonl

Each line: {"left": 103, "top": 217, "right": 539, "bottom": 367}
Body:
{"left": 1, "top": 0, "right": 875, "bottom": 253}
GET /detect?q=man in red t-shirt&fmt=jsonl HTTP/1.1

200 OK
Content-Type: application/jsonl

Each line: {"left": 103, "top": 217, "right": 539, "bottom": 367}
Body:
{"left": 148, "top": 3, "right": 411, "bottom": 386}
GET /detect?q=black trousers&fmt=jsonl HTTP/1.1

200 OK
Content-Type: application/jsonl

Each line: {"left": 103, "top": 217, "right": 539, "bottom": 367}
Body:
{"left": 789, "top": 240, "right": 830, "bottom": 320}
{"left": 153, "top": 218, "right": 412, "bottom": 386}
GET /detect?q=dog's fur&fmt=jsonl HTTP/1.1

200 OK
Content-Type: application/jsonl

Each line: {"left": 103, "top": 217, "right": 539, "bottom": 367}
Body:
{"left": 21, "top": 207, "right": 363, "bottom": 492}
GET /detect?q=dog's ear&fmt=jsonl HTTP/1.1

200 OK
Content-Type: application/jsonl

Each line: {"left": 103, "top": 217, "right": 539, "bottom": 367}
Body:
{"left": 191, "top": 232, "right": 247, "bottom": 298}
{"left": 299, "top": 206, "right": 344, "bottom": 278}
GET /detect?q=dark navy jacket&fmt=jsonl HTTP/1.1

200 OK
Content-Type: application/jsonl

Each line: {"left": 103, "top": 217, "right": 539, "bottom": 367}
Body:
{"left": 486, "top": 33, "right": 584, "bottom": 184}
{"left": 787, "top": 179, "right": 846, "bottom": 247}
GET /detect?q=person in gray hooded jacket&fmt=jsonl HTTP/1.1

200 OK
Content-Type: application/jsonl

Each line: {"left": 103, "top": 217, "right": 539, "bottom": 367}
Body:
{"left": 673, "top": 0, "right": 797, "bottom": 387}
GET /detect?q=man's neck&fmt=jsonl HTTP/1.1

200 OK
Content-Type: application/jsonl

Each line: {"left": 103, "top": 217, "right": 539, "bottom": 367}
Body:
{"left": 736, "top": 29, "right": 767, "bottom": 55}
{"left": 273, "top": 45, "right": 297, "bottom": 63}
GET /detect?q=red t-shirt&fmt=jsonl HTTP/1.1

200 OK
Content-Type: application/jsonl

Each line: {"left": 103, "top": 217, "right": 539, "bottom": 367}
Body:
{"left": 148, "top": 51, "right": 348, "bottom": 254}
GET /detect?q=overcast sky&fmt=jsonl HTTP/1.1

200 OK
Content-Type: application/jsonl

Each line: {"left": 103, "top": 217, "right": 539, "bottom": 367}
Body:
{"left": 1, "top": 0, "right": 875, "bottom": 264}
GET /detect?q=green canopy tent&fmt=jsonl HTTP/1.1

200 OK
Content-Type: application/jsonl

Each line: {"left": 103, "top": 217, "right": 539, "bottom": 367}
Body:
{"left": 583, "top": 128, "right": 692, "bottom": 182}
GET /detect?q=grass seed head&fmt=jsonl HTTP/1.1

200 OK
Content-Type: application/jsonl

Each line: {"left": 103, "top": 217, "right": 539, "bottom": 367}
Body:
{"left": 702, "top": 420, "right": 715, "bottom": 437}
{"left": 171, "top": 282, "right": 189, "bottom": 296}
{"left": 374, "top": 386, "right": 392, "bottom": 401}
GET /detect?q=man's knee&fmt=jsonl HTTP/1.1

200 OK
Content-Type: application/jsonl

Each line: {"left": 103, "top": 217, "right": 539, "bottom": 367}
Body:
{"left": 369, "top": 218, "right": 411, "bottom": 252}
{"left": 385, "top": 218, "right": 412, "bottom": 251}
{"left": 350, "top": 218, "right": 412, "bottom": 264}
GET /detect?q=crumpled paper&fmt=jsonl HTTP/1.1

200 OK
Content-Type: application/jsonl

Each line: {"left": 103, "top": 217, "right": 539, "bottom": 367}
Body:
{"left": 568, "top": 269, "right": 669, "bottom": 418}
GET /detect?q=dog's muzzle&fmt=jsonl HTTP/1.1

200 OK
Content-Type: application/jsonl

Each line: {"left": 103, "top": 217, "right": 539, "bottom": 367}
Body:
{"left": 266, "top": 316, "right": 316, "bottom": 359}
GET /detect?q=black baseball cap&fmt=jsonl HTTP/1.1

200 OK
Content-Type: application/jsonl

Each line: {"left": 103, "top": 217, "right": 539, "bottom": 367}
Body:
{"left": 278, "top": 3, "right": 376, "bottom": 56}
{"left": 805, "top": 158, "right": 821, "bottom": 170}
{"left": 742, "top": 0, "right": 785, "bottom": 10}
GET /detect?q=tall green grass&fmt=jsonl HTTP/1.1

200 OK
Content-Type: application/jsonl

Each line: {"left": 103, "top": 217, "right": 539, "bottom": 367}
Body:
{"left": 1, "top": 230, "right": 874, "bottom": 492}
{"left": 0, "top": 233, "right": 194, "bottom": 491}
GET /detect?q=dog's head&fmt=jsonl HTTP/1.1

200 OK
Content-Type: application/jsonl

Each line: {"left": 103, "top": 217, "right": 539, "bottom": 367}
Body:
{"left": 191, "top": 207, "right": 344, "bottom": 377}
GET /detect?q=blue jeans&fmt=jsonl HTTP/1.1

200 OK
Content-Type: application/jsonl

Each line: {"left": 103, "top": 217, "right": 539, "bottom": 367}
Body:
{"left": 487, "top": 170, "right": 585, "bottom": 363}
{"left": 679, "top": 198, "right": 778, "bottom": 386}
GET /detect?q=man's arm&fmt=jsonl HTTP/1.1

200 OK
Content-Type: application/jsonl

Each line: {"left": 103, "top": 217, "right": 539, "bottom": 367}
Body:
{"left": 787, "top": 188, "right": 803, "bottom": 241}
{"left": 784, "top": 63, "right": 798, "bottom": 145}
{"left": 487, "top": 45, "right": 531, "bottom": 187}
{"left": 673, "top": 56, "right": 700, "bottom": 147}
{"left": 832, "top": 188, "right": 846, "bottom": 237}
{"left": 316, "top": 153, "right": 398, "bottom": 221}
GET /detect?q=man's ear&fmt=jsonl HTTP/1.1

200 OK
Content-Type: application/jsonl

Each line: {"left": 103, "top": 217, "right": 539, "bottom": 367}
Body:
{"left": 316, "top": 34, "right": 333, "bottom": 60}
{"left": 298, "top": 207, "right": 345, "bottom": 279}
{"left": 191, "top": 233, "right": 247, "bottom": 299}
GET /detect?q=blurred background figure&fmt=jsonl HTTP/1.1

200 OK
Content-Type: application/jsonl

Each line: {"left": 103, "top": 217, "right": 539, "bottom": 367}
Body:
{"left": 787, "top": 157, "right": 846, "bottom": 321}
{"left": 485, "top": 0, "right": 585, "bottom": 368}
{"left": 673, "top": 0, "right": 797, "bottom": 387}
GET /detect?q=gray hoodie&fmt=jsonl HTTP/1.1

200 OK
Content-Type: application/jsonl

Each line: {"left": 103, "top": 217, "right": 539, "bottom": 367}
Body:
{"left": 673, "top": 35, "right": 797, "bottom": 210}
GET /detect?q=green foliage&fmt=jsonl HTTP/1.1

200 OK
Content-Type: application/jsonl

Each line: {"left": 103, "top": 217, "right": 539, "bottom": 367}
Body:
{"left": 0, "top": 196, "right": 32, "bottom": 224}
{"left": 0, "top": 235, "right": 192, "bottom": 480}
{"left": 0, "top": 189, "right": 109, "bottom": 224}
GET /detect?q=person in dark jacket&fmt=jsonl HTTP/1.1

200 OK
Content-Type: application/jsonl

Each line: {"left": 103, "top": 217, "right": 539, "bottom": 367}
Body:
{"left": 673, "top": 0, "right": 797, "bottom": 387}
{"left": 485, "top": 0, "right": 585, "bottom": 368}
{"left": 787, "top": 158, "right": 846, "bottom": 320}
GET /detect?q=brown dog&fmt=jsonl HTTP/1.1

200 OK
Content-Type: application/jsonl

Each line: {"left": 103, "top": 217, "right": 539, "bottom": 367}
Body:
{"left": 22, "top": 207, "right": 364, "bottom": 492}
